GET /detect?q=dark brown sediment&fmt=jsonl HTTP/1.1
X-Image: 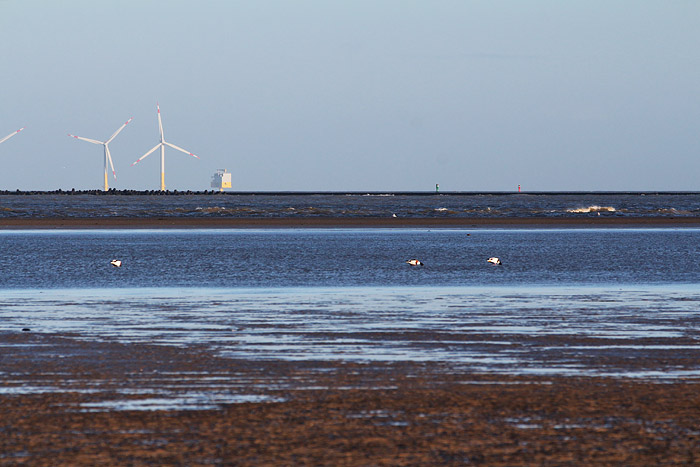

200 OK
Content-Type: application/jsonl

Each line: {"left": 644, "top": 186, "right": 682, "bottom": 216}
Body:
{"left": 1, "top": 215, "right": 700, "bottom": 229}
{"left": 2, "top": 331, "right": 699, "bottom": 465}
{"left": 2, "top": 216, "right": 699, "bottom": 464}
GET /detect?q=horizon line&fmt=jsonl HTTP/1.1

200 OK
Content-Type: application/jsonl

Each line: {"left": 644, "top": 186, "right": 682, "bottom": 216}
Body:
{"left": 0, "top": 189, "right": 699, "bottom": 196}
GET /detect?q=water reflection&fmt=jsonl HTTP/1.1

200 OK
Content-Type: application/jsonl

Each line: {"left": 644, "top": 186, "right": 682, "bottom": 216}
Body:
{"left": 2, "top": 286, "right": 700, "bottom": 378}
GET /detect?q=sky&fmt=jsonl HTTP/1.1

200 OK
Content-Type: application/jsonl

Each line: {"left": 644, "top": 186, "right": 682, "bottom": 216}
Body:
{"left": 0, "top": 1, "right": 699, "bottom": 192}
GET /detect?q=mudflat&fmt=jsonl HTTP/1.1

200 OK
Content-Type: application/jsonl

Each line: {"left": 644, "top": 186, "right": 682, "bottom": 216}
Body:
{"left": 1, "top": 331, "right": 698, "bottom": 466}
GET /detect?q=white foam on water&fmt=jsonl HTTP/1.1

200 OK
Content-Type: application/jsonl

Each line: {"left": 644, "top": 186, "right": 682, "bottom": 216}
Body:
{"left": 566, "top": 205, "right": 616, "bottom": 213}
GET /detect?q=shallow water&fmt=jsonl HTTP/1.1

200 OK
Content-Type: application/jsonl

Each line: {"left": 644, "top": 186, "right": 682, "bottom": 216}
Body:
{"left": 2, "top": 285, "right": 700, "bottom": 379}
{"left": 1, "top": 228, "right": 700, "bottom": 288}
{"left": 1, "top": 228, "right": 700, "bottom": 381}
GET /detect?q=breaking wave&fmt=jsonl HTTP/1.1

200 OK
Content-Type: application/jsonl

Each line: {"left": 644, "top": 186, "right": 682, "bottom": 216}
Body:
{"left": 0, "top": 193, "right": 698, "bottom": 219}
{"left": 566, "top": 205, "right": 617, "bottom": 214}
{"left": 656, "top": 208, "right": 692, "bottom": 215}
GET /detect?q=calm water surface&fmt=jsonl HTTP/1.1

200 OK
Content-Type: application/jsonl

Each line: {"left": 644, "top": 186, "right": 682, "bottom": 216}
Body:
{"left": 1, "top": 228, "right": 699, "bottom": 288}
{"left": 1, "top": 228, "right": 700, "bottom": 379}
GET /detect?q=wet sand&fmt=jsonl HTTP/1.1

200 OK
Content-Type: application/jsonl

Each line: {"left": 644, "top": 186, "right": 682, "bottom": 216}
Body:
{"left": 1, "top": 215, "right": 700, "bottom": 229}
{"left": 3, "top": 218, "right": 700, "bottom": 464}
{"left": 2, "top": 331, "right": 699, "bottom": 465}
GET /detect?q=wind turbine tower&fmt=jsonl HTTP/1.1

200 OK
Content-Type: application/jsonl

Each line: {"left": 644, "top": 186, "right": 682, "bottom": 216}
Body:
{"left": 131, "top": 103, "right": 200, "bottom": 191}
{"left": 0, "top": 127, "right": 25, "bottom": 144}
{"left": 68, "top": 118, "right": 133, "bottom": 191}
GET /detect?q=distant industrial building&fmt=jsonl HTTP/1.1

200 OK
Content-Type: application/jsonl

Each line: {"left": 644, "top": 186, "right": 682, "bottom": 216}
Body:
{"left": 211, "top": 169, "right": 232, "bottom": 191}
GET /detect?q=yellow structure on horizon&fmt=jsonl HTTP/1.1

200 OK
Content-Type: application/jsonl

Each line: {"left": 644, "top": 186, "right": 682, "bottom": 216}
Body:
{"left": 211, "top": 169, "right": 232, "bottom": 191}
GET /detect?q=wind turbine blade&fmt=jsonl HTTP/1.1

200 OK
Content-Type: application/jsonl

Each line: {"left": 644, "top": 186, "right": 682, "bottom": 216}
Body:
{"left": 105, "top": 117, "right": 133, "bottom": 144}
{"left": 106, "top": 146, "right": 117, "bottom": 180}
{"left": 157, "top": 103, "right": 164, "bottom": 141}
{"left": 131, "top": 143, "right": 162, "bottom": 166}
{"left": 67, "top": 134, "right": 104, "bottom": 145}
{"left": 0, "top": 127, "right": 25, "bottom": 144}
{"left": 165, "top": 141, "right": 200, "bottom": 159}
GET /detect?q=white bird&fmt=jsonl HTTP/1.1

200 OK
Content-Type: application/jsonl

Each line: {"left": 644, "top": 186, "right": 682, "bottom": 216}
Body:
{"left": 406, "top": 259, "right": 423, "bottom": 266}
{"left": 110, "top": 259, "right": 122, "bottom": 268}
{"left": 487, "top": 257, "right": 502, "bottom": 265}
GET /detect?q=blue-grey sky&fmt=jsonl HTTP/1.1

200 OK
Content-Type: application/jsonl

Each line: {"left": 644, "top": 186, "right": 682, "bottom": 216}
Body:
{"left": 1, "top": 1, "right": 699, "bottom": 191}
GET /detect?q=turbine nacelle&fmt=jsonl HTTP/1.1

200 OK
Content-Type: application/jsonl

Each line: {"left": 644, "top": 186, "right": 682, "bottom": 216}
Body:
{"left": 68, "top": 118, "right": 133, "bottom": 191}
{"left": 131, "top": 104, "right": 200, "bottom": 191}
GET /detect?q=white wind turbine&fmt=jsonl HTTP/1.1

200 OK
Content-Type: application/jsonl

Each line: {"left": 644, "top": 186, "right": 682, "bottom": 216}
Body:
{"left": 0, "top": 127, "right": 25, "bottom": 144}
{"left": 68, "top": 118, "right": 133, "bottom": 191}
{"left": 131, "top": 103, "right": 200, "bottom": 191}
